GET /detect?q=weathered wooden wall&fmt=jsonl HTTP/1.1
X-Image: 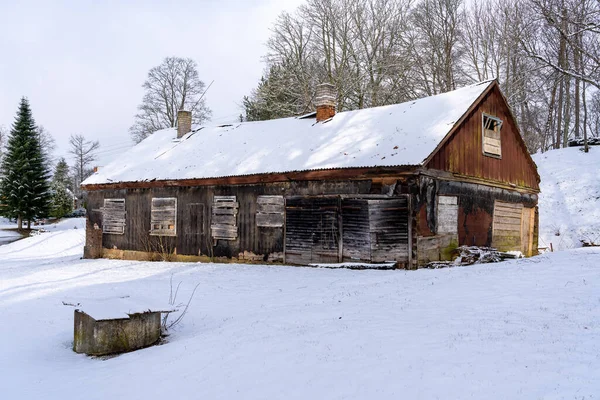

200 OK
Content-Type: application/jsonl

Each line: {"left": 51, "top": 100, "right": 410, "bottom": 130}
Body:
{"left": 415, "top": 178, "right": 538, "bottom": 262}
{"left": 426, "top": 85, "right": 540, "bottom": 191}
{"left": 86, "top": 178, "right": 412, "bottom": 265}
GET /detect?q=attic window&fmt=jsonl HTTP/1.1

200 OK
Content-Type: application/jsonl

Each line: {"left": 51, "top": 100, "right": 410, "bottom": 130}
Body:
{"left": 482, "top": 113, "right": 503, "bottom": 157}
{"left": 150, "top": 198, "right": 177, "bottom": 236}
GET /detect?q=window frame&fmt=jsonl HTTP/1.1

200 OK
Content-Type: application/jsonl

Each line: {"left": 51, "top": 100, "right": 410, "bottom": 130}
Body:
{"left": 482, "top": 113, "right": 503, "bottom": 159}
{"left": 149, "top": 197, "right": 177, "bottom": 237}
{"left": 101, "top": 198, "right": 126, "bottom": 235}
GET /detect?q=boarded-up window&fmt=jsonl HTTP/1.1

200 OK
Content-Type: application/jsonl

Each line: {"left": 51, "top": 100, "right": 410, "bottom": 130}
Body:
{"left": 492, "top": 201, "right": 523, "bottom": 251}
{"left": 150, "top": 198, "right": 177, "bottom": 236}
{"left": 437, "top": 196, "right": 458, "bottom": 234}
{"left": 100, "top": 198, "right": 126, "bottom": 234}
{"left": 482, "top": 114, "right": 503, "bottom": 157}
{"left": 211, "top": 196, "right": 239, "bottom": 240}
{"left": 256, "top": 195, "right": 284, "bottom": 227}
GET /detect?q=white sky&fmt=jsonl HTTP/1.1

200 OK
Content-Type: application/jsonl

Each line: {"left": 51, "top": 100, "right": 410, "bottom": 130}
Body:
{"left": 0, "top": 0, "right": 303, "bottom": 166}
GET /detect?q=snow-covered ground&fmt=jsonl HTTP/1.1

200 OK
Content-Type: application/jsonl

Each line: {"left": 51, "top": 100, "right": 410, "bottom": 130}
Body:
{"left": 534, "top": 147, "right": 600, "bottom": 250}
{"left": 0, "top": 218, "right": 598, "bottom": 399}
{"left": 0, "top": 217, "right": 21, "bottom": 245}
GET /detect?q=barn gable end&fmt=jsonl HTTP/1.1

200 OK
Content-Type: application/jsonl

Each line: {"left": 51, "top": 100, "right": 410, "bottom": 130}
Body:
{"left": 425, "top": 83, "right": 539, "bottom": 192}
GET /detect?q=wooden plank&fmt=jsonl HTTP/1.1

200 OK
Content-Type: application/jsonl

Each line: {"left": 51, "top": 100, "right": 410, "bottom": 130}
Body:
{"left": 495, "top": 202, "right": 524, "bottom": 210}
{"left": 150, "top": 197, "right": 177, "bottom": 236}
{"left": 493, "top": 222, "right": 522, "bottom": 231}
{"left": 438, "top": 196, "right": 458, "bottom": 205}
{"left": 214, "top": 195, "right": 236, "bottom": 202}
{"left": 257, "top": 195, "right": 284, "bottom": 205}
{"left": 212, "top": 208, "right": 238, "bottom": 216}
{"left": 256, "top": 213, "right": 284, "bottom": 228}
{"left": 211, "top": 195, "right": 238, "bottom": 241}
{"left": 438, "top": 195, "right": 458, "bottom": 234}
{"left": 212, "top": 202, "right": 239, "bottom": 209}
{"left": 368, "top": 198, "right": 409, "bottom": 263}
{"left": 212, "top": 214, "right": 236, "bottom": 225}
{"left": 257, "top": 204, "right": 285, "bottom": 214}
{"left": 101, "top": 198, "right": 126, "bottom": 235}
{"left": 484, "top": 129, "right": 501, "bottom": 141}
{"left": 210, "top": 226, "right": 238, "bottom": 235}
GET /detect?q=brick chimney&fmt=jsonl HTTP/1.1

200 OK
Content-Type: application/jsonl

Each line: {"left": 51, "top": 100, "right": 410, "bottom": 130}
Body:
{"left": 315, "top": 83, "right": 336, "bottom": 122}
{"left": 177, "top": 110, "right": 192, "bottom": 139}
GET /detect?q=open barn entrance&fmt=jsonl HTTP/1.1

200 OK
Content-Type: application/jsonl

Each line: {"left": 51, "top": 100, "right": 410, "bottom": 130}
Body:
{"left": 284, "top": 196, "right": 410, "bottom": 265}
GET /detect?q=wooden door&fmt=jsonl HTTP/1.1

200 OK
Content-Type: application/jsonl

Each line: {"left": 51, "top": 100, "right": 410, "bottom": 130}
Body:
{"left": 341, "top": 199, "right": 371, "bottom": 262}
{"left": 368, "top": 198, "right": 409, "bottom": 263}
{"left": 181, "top": 203, "right": 205, "bottom": 255}
{"left": 285, "top": 197, "right": 340, "bottom": 265}
{"left": 492, "top": 201, "right": 523, "bottom": 252}
{"left": 521, "top": 207, "right": 535, "bottom": 256}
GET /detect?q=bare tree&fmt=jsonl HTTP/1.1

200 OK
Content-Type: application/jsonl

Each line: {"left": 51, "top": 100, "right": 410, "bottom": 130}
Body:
{"left": 130, "top": 57, "right": 212, "bottom": 143}
{"left": 36, "top": 125, "right": 56, "bottom": 169}
{"left": 521, "top": 0, "right": 600, "bottom": 89}
{"left": 69, "top": 134, "right": 100, "bottom": 195}
{"left": 409, "top": 0, "right": 465, "bottom": 95}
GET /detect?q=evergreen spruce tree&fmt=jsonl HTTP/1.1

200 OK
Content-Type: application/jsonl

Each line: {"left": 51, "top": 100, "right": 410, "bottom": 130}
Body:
{"left": 49, "top": 182, "right": 73, "bottom": 218}
{"left": 0, "top": 98, "right": 51, "bottom": 229}
{"left": 53, "top": 157, "right": 71, "bottom": 189}
{"left": 49, "top": 158, "right": 74, "bottom": 218}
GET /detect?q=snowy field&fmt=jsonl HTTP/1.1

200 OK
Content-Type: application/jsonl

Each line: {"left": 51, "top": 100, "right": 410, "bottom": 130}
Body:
{"left": 534, "top": 147, "right": 600, "bottom": 250}
{"left": 0, "top": 218, "right": 598, "bottom": 399}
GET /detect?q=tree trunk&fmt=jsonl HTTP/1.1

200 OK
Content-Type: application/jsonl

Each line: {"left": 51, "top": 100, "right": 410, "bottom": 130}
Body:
{"left": 563, "top": 75, "right": 571, "bottom": 147}
{"left": 555, "top": 5, "right": 568, "bottom": 149}
{"left": 17, "top": 215, "right": 22, "bottom": 230}
{"left": 543, "top": 78, "right": 558, "bottom": 152}
{"left": 583, "top": 82, "right": 589, "bottom": 153}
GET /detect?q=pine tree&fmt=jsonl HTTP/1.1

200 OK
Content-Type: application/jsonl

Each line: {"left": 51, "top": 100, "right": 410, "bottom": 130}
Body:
{"left": 0, "top": 98, "right": 51, "bottom": 229}
{"left": 49, "top": 182, "right": 73, "bottom": 218}
{"left": 49, "top": 158, "right": 74, "bottom": 218}
{"left": 53, "top": 157, "right": 71, "bottom": 190}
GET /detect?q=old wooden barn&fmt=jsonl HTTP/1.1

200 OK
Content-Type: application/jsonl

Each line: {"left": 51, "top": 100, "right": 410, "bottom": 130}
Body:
{"left": 81, "top": 80, "right": 539, "bottom": 268}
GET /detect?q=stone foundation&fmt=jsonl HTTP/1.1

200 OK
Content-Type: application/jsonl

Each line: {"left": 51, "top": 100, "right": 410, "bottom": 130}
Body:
{"left": 83, "top": 218, "right": 103, "bottom": 259}
{"left": 73, "top": 310, "right": 162, "bottom": 356}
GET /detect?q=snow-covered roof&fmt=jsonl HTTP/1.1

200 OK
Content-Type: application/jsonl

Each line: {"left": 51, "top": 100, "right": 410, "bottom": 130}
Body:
{"left": 83, "top": 80, "right": 494, "bottom": 186}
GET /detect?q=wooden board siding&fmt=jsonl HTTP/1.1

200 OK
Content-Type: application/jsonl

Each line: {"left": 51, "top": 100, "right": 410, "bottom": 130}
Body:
{"left": 521, "top": 207, "right": 535, "bottom": 256}
{"left": 341, "top": 199, "right": 371, "bottom": 261}
{"left": 368, "top": 199, "right": 409, "bottom": 262}
{"left": 437, "top": 196, "right": 458, "bottom": 234}
{"left": 184, "top": 203, "right": 205, "bottom": 236}
{"left": 426, "top": 85, "right": 539, "bottom": 191}
{"left": 211, "top": 196, "right": 239, "bottom": 240}
{"left": 285, "top": 197, "right": 340, "bottom": 265}
{"left": 100, "top": 198, "right": 126, "bottom": 235}
{"left": 150, "top": 197, "right": 177, "bottom": 236}
{"left": 285, "top": 196, "right": 410, "bottom": 264}
{"left": 87, "top": 180, "right": 382, "bottom": 262}
{"left": 418, "top": 179, "right": 538, "bottom": 250}
{"left": 492, "top": 201, "right": 523, "bottom": 251}
{"left": 256, "top": 195, "right": 285, "bottom": 227}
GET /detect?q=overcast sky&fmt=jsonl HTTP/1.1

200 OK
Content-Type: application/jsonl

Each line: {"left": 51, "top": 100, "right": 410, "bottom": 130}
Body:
{"left": 0, "top": 0, "right": 303, "bottom": 166}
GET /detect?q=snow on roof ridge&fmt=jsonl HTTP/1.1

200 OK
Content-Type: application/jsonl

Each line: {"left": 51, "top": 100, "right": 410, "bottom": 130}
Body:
{"left": 83, "top": 81, "right": 493, "bottom": 186}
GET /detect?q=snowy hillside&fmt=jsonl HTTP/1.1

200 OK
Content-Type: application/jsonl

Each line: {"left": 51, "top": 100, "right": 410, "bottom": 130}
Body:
{"left": 534, "top": 147, "right": 600, "bottom": 250}
{"left": 1, "top": 219, "right": 599, "bottom": 399}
